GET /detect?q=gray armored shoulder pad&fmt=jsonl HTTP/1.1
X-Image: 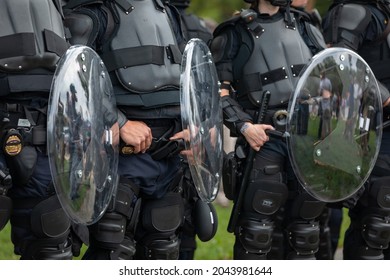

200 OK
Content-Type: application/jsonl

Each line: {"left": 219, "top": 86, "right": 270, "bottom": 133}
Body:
{"left": 337, "top": 4, "right": 371, "bottom": 31}
{"left": 213, "top": 14, "right": 241, "bottom": 38}
{"left": 211, "top": 15, "right": 241, "bottom": 63}
{"left": 305, "top": 22, "right": 327, "bottom": 51}
{"left": 324, "top": 3, "right": 372, "bottom": 49}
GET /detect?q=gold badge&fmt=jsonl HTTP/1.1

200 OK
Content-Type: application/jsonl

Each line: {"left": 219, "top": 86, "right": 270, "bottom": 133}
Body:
{"left": 4, "top": 133, "right": 23, "bottom": 156}
{"left": 121, "top": 145, "right": 134, "bottom": 155}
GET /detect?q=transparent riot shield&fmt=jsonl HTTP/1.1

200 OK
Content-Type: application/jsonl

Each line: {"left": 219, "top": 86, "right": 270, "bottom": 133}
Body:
{"left": 48, "top": 45, "right": 119, "bottom": 224}
{"left": 180, "top": 38, "right": 223, "bottom": 202}
{"left": 287, "top": 47, "right": 382, "bottom": 202}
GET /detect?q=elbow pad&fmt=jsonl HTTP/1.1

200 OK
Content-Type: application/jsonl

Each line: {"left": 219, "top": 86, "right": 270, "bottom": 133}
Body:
{"left": 64, "top": 10, "right": 99, "bottom": 46}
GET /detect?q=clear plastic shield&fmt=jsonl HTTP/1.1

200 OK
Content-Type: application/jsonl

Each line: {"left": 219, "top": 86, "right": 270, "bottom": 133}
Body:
{"left": 180, "top": 38, "right": 223, "bottom": 202}
{"left": 287, "top": 47, "right": 382, "bottom": 202}
{"left": 48, "top": 45, "right": 119, "bottom": 225}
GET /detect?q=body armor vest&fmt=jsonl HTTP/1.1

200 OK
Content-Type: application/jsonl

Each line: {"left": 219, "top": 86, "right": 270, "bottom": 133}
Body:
{"left": 233, "top": 12, "right": 313, "bottom": 109}
{"left": 0, "top": 0, "right": 68, "bottom": 95}
{"left": 102, "top": 0, "right": 182, "bottom": 108}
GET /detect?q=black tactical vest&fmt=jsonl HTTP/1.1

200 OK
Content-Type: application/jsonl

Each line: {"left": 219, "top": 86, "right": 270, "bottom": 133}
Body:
{"left": 0, "top": 0, "right": 68, "bottom": 96}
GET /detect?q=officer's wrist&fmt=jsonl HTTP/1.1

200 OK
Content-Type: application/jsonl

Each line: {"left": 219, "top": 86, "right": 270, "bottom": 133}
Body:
{"left": 117, "top": 110, "right": 128, "bottom": 128}
{"left": 238, "top": 122, "right": 251, "bottom": 135}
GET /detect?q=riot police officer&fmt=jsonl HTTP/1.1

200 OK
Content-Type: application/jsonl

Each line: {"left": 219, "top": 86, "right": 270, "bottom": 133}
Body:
{"left": 210, "top": 0, "right": 327, "bottom": 259}
{"left": 322, "top": 0, "right": 390, "bottom": 260}
{"left": 63, "top": 0, "right": 199, "bottom": 260}
{"left": 0, "top": 0, "right": 85, "bottom": 259}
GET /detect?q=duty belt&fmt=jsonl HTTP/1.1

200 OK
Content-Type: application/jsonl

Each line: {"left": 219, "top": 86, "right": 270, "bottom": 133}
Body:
{"left": 120, "top": 137, "right": 184, "bottom": 161}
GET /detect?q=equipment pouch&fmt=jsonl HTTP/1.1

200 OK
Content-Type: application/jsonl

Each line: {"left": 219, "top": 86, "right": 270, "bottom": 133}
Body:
{"left": 222, "top": 151, "right": 238, "bottom": 200}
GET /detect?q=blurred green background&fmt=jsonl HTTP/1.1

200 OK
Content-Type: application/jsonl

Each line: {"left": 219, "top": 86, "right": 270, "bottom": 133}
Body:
{"left": 188, "top": 0, "right": 333, "bottom": 24}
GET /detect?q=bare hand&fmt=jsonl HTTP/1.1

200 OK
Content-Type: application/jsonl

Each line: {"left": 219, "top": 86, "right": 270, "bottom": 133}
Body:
{"left": 120, "top": 120, "right": 152, "bottom": 153}
{"left": 241, "top": 122, "right": 274, "bottom": 151}
{"left": 170, "top": 129, "right": 196, "bottom": 163}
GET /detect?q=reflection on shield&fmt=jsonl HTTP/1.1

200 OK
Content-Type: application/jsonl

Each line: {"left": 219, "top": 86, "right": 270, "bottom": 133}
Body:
{"left": 287, "top": 47, "right": 382, "bottom": 202}
{"left": 48, "top": 45, "right": 119, "bottom": 225}
{"left": 180, "top": 38, "right": 223, "bottom": 202}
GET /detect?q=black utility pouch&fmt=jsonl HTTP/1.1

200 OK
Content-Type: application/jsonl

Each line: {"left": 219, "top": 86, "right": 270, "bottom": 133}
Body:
{"left": 222, "top": 151, "right": 239, "bottom": 200}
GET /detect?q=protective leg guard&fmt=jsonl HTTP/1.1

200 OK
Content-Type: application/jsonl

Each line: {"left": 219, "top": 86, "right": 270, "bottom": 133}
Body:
{"left": 17, "top": 196, "right": 73, "bottom": 260}
{"left": 234, "top": 178, "right": 288, "bottom": 259}
{"left": 85, "top": 178, "right": 140, "bottom": 260}
{"left": 135, "top": 192, "right": 184, "bottom": 260}
{"left": 237, "top": 218, "right": 274, "bottom": 256}
{"left": 286, "top": 193, "right": 326, "bottom": 259}
{"left": 286, "top": 221, "right": 320, "bottom": 260}
{"left": 0, "top": 195, "right": 12, "bottom": 231}
{"left": 344, "top": 176, "right": 390, "bottom": 260}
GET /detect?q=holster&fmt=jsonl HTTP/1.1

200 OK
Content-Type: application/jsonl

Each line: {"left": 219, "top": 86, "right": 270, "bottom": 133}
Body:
{"left": 222, "top": 151, "right": 238, "bottom": 200}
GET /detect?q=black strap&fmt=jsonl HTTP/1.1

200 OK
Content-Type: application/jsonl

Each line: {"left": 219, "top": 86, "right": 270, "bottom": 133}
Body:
{"left": 166, "top": 44, "right": 182, "bottom": 64}
{"left": 102, "top": 45, "right": 182, "bottom": 71}
{"left": 43, "top": 29, "right": 69, "bottom": 57}
{"left": 115, "top": 0, "right": 134, "bottom": 13}
{"left": 115, "top": 90, "right": 180, "bottom": 107}
{"left": 0, "top": 33, "right": 36, "bottom": 59}
{"left": 290, "top": 64, "right": 305, "bottom": 77}
{"left": 0, "top": 31, "right": 68, "bottom": 60}
{"left": 102, "top": 45, "right": 165, "bottom": 71}
{"left": 0, "top": 74, "right": 53, "bottom": 96}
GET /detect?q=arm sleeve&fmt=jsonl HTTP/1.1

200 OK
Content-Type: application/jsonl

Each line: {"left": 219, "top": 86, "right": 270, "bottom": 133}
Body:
{"left": 210, "top": 26, "right": 240, "bottom": 83}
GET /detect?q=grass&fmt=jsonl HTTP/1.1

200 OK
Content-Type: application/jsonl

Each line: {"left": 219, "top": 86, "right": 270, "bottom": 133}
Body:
{"left": 0, "top": 202, "right": 349, "bottom": 260}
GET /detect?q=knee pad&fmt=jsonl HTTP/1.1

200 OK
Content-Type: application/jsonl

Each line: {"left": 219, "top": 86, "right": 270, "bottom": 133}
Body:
{"left": 110, "top": 236, "right": 136, "bottom": 260}
{"left": 137, "top": 192, "right": 184, "bottom": 259}
{"left": 0, "top": 195, "right": 12, "bottom": 231}
{"left": 367, "top": 176, "right": 390, "bottom": 211}
{"left": 359, "top": 177, "right": 390, "bottom": 250}
{"left": 361, "top": 215, "right": 390, "bottom": 250}
{"left": 25, "top": 196, "right": 72, "bottom": 259}
{"left": 194, "top": 199, "right": 218, "bottom": 242}
{"left": 89, "top": 178, "right": 140, "bottom": 254}
{"left": 287, "top": 220, "right": 320, "bottom": 259}
{"left": 237, "top": 218, "right": 273, "bottom": 255}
